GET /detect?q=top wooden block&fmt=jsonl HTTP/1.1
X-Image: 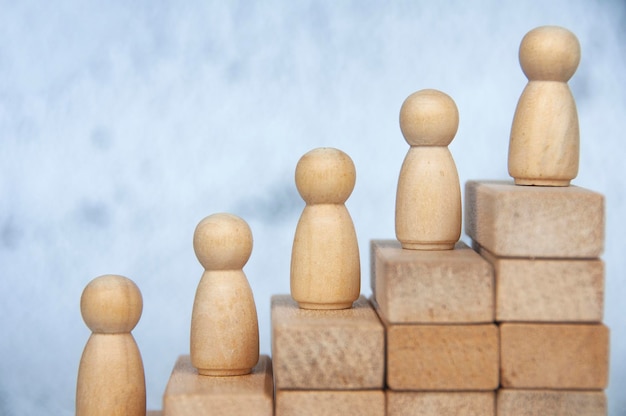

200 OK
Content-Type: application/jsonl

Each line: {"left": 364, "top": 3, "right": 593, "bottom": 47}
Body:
{"left": 465, "top": 180, "right": 604, "bottom": 258}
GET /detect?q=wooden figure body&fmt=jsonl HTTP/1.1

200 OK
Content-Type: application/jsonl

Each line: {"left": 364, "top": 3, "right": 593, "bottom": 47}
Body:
{"left": 291, "top": 147, "right": 360, "bottom": 310}
{"left": 395, "top": 89, "right": 461, "bottom": 250}
{"left": 190, "top": 213, "right": 259, "bottom": 376}
{"left": 508, "top": 25, "right": 581, "bottom": 186}
{"left": 76, "top": 274, "right": 146, "bottom": 416}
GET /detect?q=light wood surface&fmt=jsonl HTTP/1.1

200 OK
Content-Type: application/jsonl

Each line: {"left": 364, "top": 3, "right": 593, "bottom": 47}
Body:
{"left": 395, "top": 89, "right": 461, "bottom": 250}
{"left": 271, "top": 295, "right": 384, "bottom": 390}
{"left": 508, "top": 26, "right": 581, "bottom": 186}
{"left": 465, "top": 180, "right": 604, "bottom": 258}
{"left": 478, "top": 245, "right": 604, "bottom": 322}
{"left": 275, "top": 390, "right": 385, "bottom": 416}
{"left": 76, "top": 275, "right": 146, "bottom": 416}
{"left": 497, "top": 389, "right": 607, "bottom": 416}
{"left": 190, "top": 213, "right": 259, "bottom": 376}
{"left": 387, "top": 391, "right": 495, "bottom": 416}
{"left": 385, "top": 322, "right": 499, "bottom": 391}
{"left": 163, "top": 355, "right": 273, "bottom": 416}
{"left": 500, "top": 323, "right": 609, "bottom": 389}
{"left": 290, "top": 147, "right": 360, "bottom": 309}
{"left": 371, "top": 239, "right": 493, "bottom": 323}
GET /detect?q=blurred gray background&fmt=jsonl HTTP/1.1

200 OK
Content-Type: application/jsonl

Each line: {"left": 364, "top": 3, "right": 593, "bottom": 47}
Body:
{"left": 1, "top": 1, "right": 624, "bottom": 414}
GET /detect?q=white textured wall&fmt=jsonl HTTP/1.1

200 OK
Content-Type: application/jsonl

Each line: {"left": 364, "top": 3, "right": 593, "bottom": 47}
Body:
{"left": 1, "top": 1, "right": 624, "bottom": 414}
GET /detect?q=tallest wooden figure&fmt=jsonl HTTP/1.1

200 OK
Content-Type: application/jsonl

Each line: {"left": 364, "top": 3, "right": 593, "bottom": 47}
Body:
{"left": 508, "top": 25, "right": 581, "bottom": 186}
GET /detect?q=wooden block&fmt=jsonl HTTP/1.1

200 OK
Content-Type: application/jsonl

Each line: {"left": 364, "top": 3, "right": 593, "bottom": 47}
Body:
{"left": 385, "top": 322, "right": 499, "bottom": 390}
{"left": 477, "top": 245, "right": 604, "bottom": 322}
{"left": 387, "top": 391, "right": 495, "bottom": 416}
{"left": 497, "top": 389, "right": 607, "bottom": 415}
{"left": 147, "top": 412, "right": 162, "bottom": 416}
{"left": 500, "top": 323, "right": 609, "bottom": 389}
{"left": 371, "top": 240, "right": 493, "bottom": 323}
{"left": 162, "top": 355, "right": 273, "bottom": 416}
{"left": 275, "top": 390, "right": 385, "bottom": 416}
{"left": 272, "top": 295, "right": 384, "bottom": 389}
{"left": 465, "top": 180, "right": 604, "bottom": 258}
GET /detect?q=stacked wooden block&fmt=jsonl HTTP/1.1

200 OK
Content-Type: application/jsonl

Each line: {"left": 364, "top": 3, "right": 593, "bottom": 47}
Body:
{"left": 371, "top": 240, "right": 498, "bottom": 415}
{"left": 465, "top": 180, "right": 609, "bottom": 414}
{"left": 271, "top": 295, "right": 385, "bottom": 416}
{"left": 161, "top": 354, "right": 273, "bottom": 416}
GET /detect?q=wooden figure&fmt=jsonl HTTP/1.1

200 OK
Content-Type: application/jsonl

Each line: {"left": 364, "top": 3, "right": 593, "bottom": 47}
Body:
{"left": 395, "top": 89, "right": 461, "bottom": 250}
{"left": 190, "top": 213, "right": 259, "bottom": 376}
{"left": 290, "top": 147, "right": 360, "bottom": 310}
{"left": 76, "top": 274, "right": 146, "bottom": 416}
{"left": 508, "top": 25, "right": 581, "bottom": 186}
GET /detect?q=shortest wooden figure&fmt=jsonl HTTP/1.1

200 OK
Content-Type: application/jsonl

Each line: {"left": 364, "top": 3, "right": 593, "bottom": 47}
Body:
{"left": 290, "top": 147, "right": 360, "bottom": 310}
{"left": 395, "top": 89, "right": 462, "bottom": 250}
{"left": 190, "top": 213, "right": 260, "bottom": 376}
{"left": 76, "top": 274, "right": 146, "bottom": 416}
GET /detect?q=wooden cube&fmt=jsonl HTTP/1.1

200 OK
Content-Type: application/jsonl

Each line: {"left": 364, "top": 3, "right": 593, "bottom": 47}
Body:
{"left": 500, "top": 323, "right": 609, "bottom": 389}
{"left": 387, "top": 391, "right": 495, "bottom": 416}
{"left": 271, "top": 295, "right": 384, "bottom": 390}
{"left": 275, "top": 390, "right": 385, "bottom": 416}
{"left": 477, "top": 246, "right": 604, "bottom": 322}
{"left": 163, "top": 355, "right": 273, "bottom": 416}
{"left": 497, "top": 389, "right": 607, "bottom": 415}
{"left": 385, "top": 321, "right": 499, "bottom": 390}
{"left": 371, "top": 240, "right": 493, "bottom": 323}
{"left": 465, "top": 180, "right": 604, "bottom": 258}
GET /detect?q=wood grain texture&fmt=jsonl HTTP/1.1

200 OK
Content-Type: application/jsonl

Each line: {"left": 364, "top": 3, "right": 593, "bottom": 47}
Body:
{"left": 271, "top": 295, "right": 384, "bottom": 390}
{"left": 385, "top": 322, "right": 499, "bottom": 391}
{"left": 290, "top": 148, "right": 360, "bottom": 309}
{"left": 500, "top": 323, "right": 609, "bottom": 389}
{"left": 76, "top": 275, "right": 146, "bottom": 416}
{"left": 371, "top": 240, "right": 493, "bottom": 323}
{"left": 508, "top": 26, "right": 581, "bottom": 186}
{"left": 497, "top": 389, "right": 607, "bottom": 416}
{"left": 190, "top": 214, "right": 259, "bottom": 376}
{"left": 275, "top": 390, "right": 385, "bottom": 416}
{"left": 478, "top": 245, "right": 604, "bottom": 322}
{"left": 395, "top": 89, "right": 461, "bottom": 250}
{"left": 387, "top": 391, "right": 495, "bottom": 416}
{"left": 465, "top": 180, "right": 604, "bottom": 258}
{"left": 163, "top": 355, "right": 273, "bottom": 416}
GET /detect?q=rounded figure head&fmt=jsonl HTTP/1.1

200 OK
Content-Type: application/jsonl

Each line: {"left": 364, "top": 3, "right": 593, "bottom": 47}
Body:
{"left": 399, "top": 89, "right": 459, "bottom": 147}
{"left": 295, "top": 147, "right": 356, "bottom": 205}
{"left": 80, "top": 274, "right": 143, "bottom": 334}
{"left": 519, "top": 25, "right": 580, "bottom": 82}
{"left": 193, "top": 213, "right": 253, "bottom": 271}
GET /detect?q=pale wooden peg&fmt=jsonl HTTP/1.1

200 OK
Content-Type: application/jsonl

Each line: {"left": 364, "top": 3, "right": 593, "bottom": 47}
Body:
{"left": 190, "top": 213, "right": 260, "bottom": 376}
{"left": 290, "top": 147, "right": 360, "bottom": 310}
{"left": 508, "top": 25, "right": 581, "bottom": 186}
{"left": 76, "top": 274, "right": 146, "bottom": 416}
{"left": 395, "top": 89, "right": 462, "bottom": 250}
